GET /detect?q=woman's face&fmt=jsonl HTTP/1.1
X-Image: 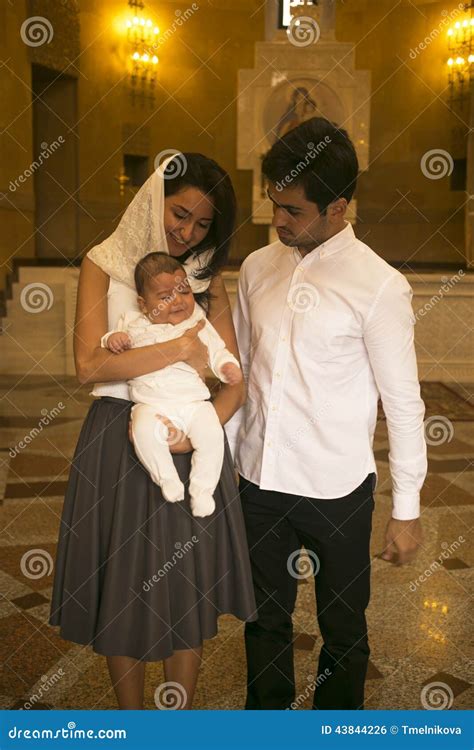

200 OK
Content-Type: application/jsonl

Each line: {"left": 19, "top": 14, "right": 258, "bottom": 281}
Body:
{"left": 163, "top": 187, "right": 214, "bottom": 257}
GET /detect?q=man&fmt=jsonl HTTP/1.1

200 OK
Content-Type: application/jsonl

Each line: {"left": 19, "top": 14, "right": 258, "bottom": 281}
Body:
{"left": 225, "top": 117, "right": 427, "bottom": 710}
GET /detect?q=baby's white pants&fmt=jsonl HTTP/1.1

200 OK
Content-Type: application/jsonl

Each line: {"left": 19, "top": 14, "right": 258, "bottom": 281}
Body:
{"left": 130, "top": 400, "right": 224, "bottom": 518}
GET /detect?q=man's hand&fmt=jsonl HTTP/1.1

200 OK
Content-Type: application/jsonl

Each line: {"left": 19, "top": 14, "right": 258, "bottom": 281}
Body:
{"left": 381, "top": 517, "right": 422, "bottom": 565}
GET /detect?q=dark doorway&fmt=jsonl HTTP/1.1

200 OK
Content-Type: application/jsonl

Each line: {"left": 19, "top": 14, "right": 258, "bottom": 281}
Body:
{"left": 31, "top": 64, "right": 78, "bottom": 259}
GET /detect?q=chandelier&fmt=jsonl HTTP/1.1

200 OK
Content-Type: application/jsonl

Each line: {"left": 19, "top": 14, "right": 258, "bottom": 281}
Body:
{"left": 447, "top": 3, "right": 474, "bottom": 107}
{"left": 126, "top": 0, "right": 160, "bottom": 104}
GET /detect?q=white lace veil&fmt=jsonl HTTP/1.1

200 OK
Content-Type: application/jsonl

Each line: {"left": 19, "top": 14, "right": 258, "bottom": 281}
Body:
{"left": 87, "top": 154, "right": 214, "bottom": 293}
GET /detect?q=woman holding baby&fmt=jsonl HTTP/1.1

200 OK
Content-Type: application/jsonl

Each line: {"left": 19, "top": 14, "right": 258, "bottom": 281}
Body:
{"left": 49, "top": 153, "right": 256, "bottom": 709}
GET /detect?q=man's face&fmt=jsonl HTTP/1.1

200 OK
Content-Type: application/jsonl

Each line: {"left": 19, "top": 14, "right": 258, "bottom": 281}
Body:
{"left": 267, "top": 182, "right": 329, "bottom": 251}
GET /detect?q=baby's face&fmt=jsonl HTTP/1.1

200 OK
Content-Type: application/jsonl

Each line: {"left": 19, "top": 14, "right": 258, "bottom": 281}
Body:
{"left": 139, "top": 269, "right": 195, "bottom": 325}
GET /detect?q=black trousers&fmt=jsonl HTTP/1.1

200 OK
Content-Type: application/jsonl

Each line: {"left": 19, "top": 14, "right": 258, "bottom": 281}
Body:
{"left": 239, "top": 472, "right": 376, "bottom": 710}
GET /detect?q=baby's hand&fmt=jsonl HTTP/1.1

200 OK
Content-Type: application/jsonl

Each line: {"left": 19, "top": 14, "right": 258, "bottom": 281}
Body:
{"left": 220, "top": 362, "right": 242, "bottom": 386}
{"left": 107, "top": 332, "right": 132, "bottom": 354}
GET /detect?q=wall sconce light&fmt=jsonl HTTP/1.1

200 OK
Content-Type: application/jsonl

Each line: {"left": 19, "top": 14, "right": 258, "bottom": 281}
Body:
{"left": 447, "top": 5, "right": 474, "bottom": 108}
{"left": 126, "top": 0, "right": 160, "bottom": 104}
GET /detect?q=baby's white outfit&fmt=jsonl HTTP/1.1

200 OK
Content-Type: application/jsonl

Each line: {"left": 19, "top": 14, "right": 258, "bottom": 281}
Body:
{"left": 101, "top": 303, "right": 240, "bottom": 518}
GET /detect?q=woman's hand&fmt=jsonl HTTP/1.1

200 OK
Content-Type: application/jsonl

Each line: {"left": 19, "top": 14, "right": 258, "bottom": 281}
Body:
{"left": 178, "top": 320, "right": 209, "bottom": 380}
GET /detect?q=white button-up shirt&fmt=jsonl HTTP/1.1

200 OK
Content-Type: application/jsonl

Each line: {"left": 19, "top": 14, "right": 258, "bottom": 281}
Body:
{"left": 225, "top": 221, "right": 427, "bottom": 520}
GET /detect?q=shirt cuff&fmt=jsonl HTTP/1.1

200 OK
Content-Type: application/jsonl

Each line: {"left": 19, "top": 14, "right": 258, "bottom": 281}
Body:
{"left": 392, "top": 492, "right": 420, "bottom": 521}
{"left": 100, "top": 332, "right": 111, "bottom": 349}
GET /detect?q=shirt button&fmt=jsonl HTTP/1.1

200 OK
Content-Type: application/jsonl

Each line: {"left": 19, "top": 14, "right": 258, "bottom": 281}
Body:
{"left": 275, "top": 372, "right": 281, "bottom": 378}
{"left": 272, "top": 405, "right": 277, "bottom": 411}
{"left": 281, "top": 336, "right": 286, "bottom": 342}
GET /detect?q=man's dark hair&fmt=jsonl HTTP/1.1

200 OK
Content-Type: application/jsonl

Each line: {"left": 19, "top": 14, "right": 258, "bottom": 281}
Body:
{"left": 262, "top": 117, "right": 359, "bottom": 214}
{"left": 134, "top": 252, "right": 184, "bottom": 296}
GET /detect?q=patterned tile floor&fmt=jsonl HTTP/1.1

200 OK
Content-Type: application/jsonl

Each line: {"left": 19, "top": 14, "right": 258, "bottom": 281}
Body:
{"left": 0, "top": 376, "right": 472, "bottom": 710}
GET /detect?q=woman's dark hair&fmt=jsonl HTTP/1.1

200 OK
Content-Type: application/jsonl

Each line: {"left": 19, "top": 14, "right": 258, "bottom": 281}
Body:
{"left": 262, "top": 117, "right": 359, "bottom": 214}
{"left": 134, "top": 252, "right": 184, "bottom": 297}
{"left": 163, "top": 153, "right": 236, "bottom": 309}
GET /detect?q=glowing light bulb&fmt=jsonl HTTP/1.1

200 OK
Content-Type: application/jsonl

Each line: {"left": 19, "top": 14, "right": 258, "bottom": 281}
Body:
{"left": 146, "top": 19, "right": 152, "bottom": 27}
{"left": 132, "top": 51, "right": 140, "bottom": 60}
{"left": 455, "top": 21, "right": 461, "bottom": 28}
{"left": 142, "top": 53, "right": 149, "bottom": 62}
{"left": 152, "top": 55, "right": 159, "bottom": 64}
{"left": 463, "top": 19, "right": 468, "bottom": 27}
{"left": 469, "top": 55, "right": 474, "bottom": 63}
{"left": 133, "top": 16, "right": 139, "bottom": 24}
{"left": 126, "top": 19, "right": 132, "bottom": 28}
{"left": 154, "top": 26, "right": 159, "bottom": 34}
{"left": 140, "top": 18, "right": 145, "bottom": 26}
{"left": 456, "top": 56, "right": 465, "bottom": 65}
{"left": 448, "top": 57, "right": 454, "bottom": 65}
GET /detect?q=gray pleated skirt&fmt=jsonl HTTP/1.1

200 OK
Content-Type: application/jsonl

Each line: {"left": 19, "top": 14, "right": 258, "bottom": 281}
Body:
{"left": 49, "top": 396, "right": 257, "bottom": 661}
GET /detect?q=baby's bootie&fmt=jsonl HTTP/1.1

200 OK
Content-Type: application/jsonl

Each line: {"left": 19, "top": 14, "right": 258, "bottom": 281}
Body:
{"left": 161, "top": 478, "right": 185, "bottom": 503}
{"left": 190, "top": 490, "right": 216, "bottom": 518}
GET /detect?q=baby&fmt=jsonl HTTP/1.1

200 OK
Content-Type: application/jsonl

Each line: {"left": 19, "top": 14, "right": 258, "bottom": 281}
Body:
{"left": 102, "top": 252, "right": 242, "bottom": 518}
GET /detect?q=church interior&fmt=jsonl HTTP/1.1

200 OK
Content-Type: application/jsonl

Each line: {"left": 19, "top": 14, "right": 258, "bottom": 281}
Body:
{"left": 0, "top": 0, "right": 472, "bottom": 711}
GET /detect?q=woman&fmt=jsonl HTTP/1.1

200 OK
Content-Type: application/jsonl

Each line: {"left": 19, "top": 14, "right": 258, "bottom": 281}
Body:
{"left": 49, "top": 152, "right": 257, "bottom": 710}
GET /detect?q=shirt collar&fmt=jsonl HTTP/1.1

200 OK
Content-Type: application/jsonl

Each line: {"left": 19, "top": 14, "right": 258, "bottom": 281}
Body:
{"left": 295, "top": 221, "right": 355, "bottom": 261}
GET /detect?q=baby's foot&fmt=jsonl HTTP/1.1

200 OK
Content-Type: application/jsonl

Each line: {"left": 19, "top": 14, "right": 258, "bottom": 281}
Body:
{"left": 191, "top": 493, "right": 216, "bottom": 518}
{"left": 161, "top": 478, "right": 185, "bottom": 503}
